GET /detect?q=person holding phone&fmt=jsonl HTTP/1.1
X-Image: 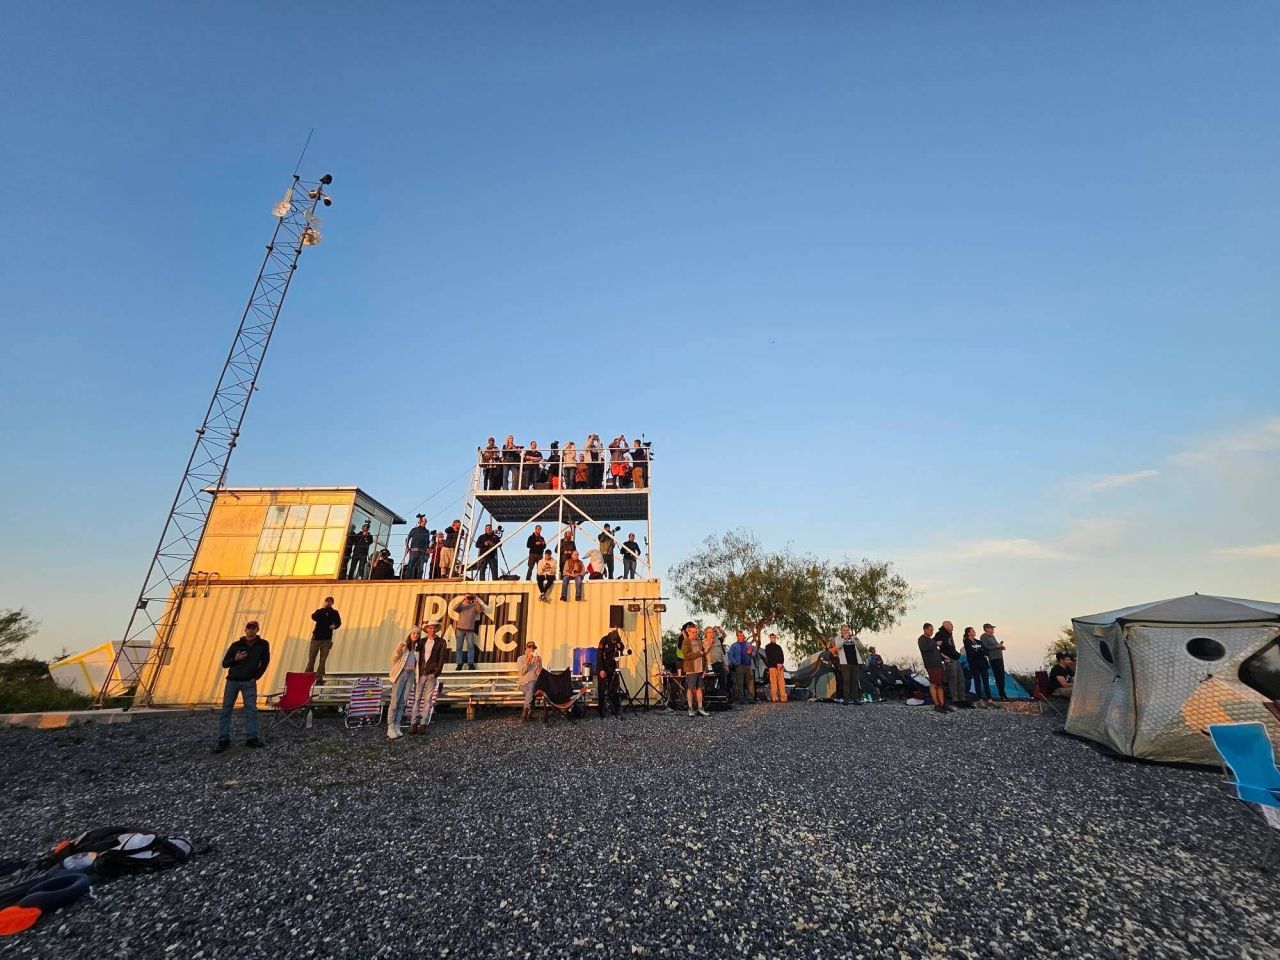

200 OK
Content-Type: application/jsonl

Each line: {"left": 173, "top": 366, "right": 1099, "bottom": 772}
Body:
{"left": 679, "top": 622, "right": 709, "bottom": 718}
{"left": 516, "top": 640, "right": 543, "bottom": 721}
{"left": 214, "top": 620, "right": 270, "bottom": 753}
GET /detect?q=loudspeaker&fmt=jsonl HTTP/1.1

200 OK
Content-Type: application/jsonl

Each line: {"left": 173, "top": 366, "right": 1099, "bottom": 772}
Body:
{"left": 609, "top": 605, "right": 625, "bottom": 628}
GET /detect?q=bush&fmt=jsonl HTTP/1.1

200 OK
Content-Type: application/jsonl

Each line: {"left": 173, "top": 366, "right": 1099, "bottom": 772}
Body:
{"left": 0, "top": 658, "right": 93, "bottom": 712}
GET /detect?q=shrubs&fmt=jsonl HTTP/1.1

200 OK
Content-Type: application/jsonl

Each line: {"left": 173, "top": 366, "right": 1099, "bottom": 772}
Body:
{"left": 0, "top": 658, "right": 93, "bottom": 713}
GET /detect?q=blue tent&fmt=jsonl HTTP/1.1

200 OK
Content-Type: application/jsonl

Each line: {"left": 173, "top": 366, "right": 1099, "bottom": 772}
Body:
{"left": 965, "top": 656, "right": 1031, "bottom": 699}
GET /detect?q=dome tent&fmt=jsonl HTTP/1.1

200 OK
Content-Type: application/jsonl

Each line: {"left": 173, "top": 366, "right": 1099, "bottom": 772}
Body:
{"left": 1066, "top": 594, "right": 1280, "bottom": 764}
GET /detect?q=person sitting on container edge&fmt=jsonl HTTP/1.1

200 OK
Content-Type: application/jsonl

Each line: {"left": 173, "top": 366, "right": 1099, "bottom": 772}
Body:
{"left": 387, "top": 627, "right": 419, "bottom": 740}
{"left": 536, "top": 550, "right": 557, "bottom": 602}
{"left": 451, "top": 592, "right": 490, "bottom": 670}
{"left": 1049, "top": 650, "right": 1075, "bottom": 698}
{"left": 409, "top": 622, "right": 447, "bottom": 734}
{"left": 516, "top": 641, "right": 543, "bottom": 721}
{"left": 561, "top": 551, "right": 586, "bottom": 602}
{"left": 306, "top": 596, "right": 341, "bottom": 684}
{"left": 214, "top": 620, "right": 270, "bottom": 753}
{"left": 370, "top": 548, "right": 396, "bottom": 579}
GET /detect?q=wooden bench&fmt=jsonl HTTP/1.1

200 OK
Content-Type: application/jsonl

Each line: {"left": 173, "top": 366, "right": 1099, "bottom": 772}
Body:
{"left": 312, "top": 668, "right": 583, "bottom": 720}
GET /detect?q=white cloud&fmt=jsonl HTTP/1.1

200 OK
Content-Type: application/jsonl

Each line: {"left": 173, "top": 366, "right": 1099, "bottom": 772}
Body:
{"left": 1212, "top": 543, "right": 1280, "bottom": 560}
{"left": 1079, "top": 469, "right": 1159, "bottom": 493}
{"left": 909, "top": 518, "right": 1123, "bottom": 567}
{"left": 1171, "top": 417, "right": 1280, "bottom": 465}
{"left": 930, "top": 538, "right": 1073, "bottom": 562}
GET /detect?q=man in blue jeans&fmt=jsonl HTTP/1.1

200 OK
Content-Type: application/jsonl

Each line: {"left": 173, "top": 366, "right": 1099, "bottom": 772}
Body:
{"left": 214, "top": 620, "right": 271, "bottom": 753}
{"left": 450, "top": 592, "right": 489, "bottom": 670}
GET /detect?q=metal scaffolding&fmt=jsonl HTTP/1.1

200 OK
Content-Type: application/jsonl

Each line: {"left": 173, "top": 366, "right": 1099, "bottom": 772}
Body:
{"left": 94, "top": 173, "right": 334, "bottom": 707}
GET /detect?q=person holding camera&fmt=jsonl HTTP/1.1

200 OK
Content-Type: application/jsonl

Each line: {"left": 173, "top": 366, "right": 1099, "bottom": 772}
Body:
{"left": 344, "top": 520, "right": 374, "bottom": 580}
{"left": 535, "top": 550, "right": 557, "bottom": 601}
{"left": 631, "top": 439, "right": 648, "bottom": 488}
{"left": 586, "top": 434, "right": 604, "bottom": 487}
{"left": 679, "top": 622, "right": 710, "bottom": 718}
{"left": 214, "top": 620, "right": 270, "bottom": 752}
{"left": 516, "top": 640, "right": 543, "bottom": 720}
{"left": 408, "top": 621, "right": 447, "bottom": 734}
{"left": 596, "top": 629, "right": 625, "bottom": 719}
{"left": 525, "top": 524, "right": 546, "bottom": 580}
{"left": 370, "top": 548, "right": 396, "bottom": 580}
{"left": 474, "top": 523, "right": 502, "bottom": 581}
{"left": 450, "top": 592, "right": 489, "bottom": 670}
{"left": 404, "top": 515, "right": 430, "bottom": 579}
{"left": 439, "top": 520, "right": 461, "bottom": 579}
{"left": 620, "top": 532, "right": 641, "bottom": 579}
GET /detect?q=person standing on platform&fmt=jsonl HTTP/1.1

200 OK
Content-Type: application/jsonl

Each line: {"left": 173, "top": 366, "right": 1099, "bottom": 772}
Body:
{"left": 387, "top": 627, "right": 419, "bottom": 740}
{"left": 438, "top": 520, "right": 461, "bottom": 579}
{"left": 521, "top": 441, "right": 543, "bottom": 490}
{"left": 557, "top": 527, "right": 579, "bottom": 578}
{"left": 838, "top": 625, "right": 861, "bottom": 705}
{"left": 404, "top": 515, "right": 430, "bottom": 579}
{"left": 474, "top": 524, "right": 501, "bottom": 581}
{"left": 764, "top": 633, "right": 788, "bottom": 703}
{"left": 481, "top": 437, "right": 503, "bottom": 490}
{"left": 214, "top": 620, "right": 270, "bottom": 753}
{"left": 598, "top": 524, "right": 617, "bottom": 579}
{"left": 918, "top": 623, "right": 949, "bottom": 713}
{"left": 525, "top": 525, "right": 546, "bottom": 580}
{"left": 587, "top": 434, "right": 604, "bottom": 487}
{"left": 575, "top": 454, "right": 588, "bottom": 488}
{"left": 306, "top": 596, "right": 342, "bottom": 684}
{"left": 502, "top": 435, "right": 522, "bottom": 490}
{"left": 409, "top": 622, "right": 447, "bottom": 734}
{"left": 516, "top": 640, "right": 543, "bottom": 720}
{"left": 546, "top": 441, "right": 561, "bottom": 489}
{"left": 706, "top": 626, "right": 728, "bottom": 701}
{"left": 679, "top": 621, "right": 709, "bottom": 718}
{"left": 596, "top": 629, "right": 625, "bottom": 719}
{"left": 429, "top": 531, "right": 446, "bottom": 578}
{"left": 620, "top": 533, "right": 641, "bottom": 579}
{"left": 980, "top": 623, "right": 1008, "bottom": 702}
{"left": 561, "top": 441, "right": 577, "bottom": 488}
{"left": 728, "top": 631, "right": 752, "bottom": 704}
{"left": 560, "top": 551, "right": 586, "bottom": 602}
{"left": 345, "top": 521, "right": 373, "bottom": 581}
{"left": 451, "top": 592, "right": 489, "bottom": 671}
{"left": 962, "top": 626, "right": 991, "bottom": 707}
{"left": 937, "top": 620, "right": 970, "bottom": 708}
{"left": 631, "top": 439, "right": 648, "bottom": 488}
{"left": 535, "top": 550, "right": 557, "bottom": 601}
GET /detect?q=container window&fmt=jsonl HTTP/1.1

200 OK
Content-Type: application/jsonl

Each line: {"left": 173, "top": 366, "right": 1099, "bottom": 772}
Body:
{"left": 300, "top": 528, "right": 323, "bottom": 552}
{"left": 1186, "top": 636, "right": 1226, "bottom": 662}
{"left": 265, "top": 506, "right": 288, "bottom": 528}
{"left": 1240, "top": 639, "right": 1280, "bottom": 700}
{"left": 286, "top": 505, "right": 308, "bottom": 528}
{"left": 293, "top": 553, "right": 317, "bottom": 577}
{"left": 316, "top": 552, "right": 341, "bottom": 577}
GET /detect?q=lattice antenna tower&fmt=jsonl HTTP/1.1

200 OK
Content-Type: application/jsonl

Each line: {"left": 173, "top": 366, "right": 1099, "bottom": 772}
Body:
{"left": 94, "top": 172, "right": 334, "bottom": 707}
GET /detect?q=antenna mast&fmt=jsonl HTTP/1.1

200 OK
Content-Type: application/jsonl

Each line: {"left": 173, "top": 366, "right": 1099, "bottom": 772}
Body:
{"left": 94, "top": 171, "right": 334, "bottom": 707}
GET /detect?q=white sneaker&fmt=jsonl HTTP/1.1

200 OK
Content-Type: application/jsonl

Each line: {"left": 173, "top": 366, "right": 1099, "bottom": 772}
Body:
{"left": 387, "top": 726, "right": 402, "bottom": 740}
{"left": 697, "top": 708, "right": 710, "bottom": 717}
{"left": 687, "top": 709, "right": 695, "bottom": 717}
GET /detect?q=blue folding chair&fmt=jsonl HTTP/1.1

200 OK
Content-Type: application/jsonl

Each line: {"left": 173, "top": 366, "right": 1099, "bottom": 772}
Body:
{"left": 1207, "top": 722, "right": 1280, "bottom": 872}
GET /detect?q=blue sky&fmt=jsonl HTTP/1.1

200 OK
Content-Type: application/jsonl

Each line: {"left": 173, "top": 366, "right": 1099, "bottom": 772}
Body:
{"left": 2, "top": 3, "right": 1277, "bottom": 668}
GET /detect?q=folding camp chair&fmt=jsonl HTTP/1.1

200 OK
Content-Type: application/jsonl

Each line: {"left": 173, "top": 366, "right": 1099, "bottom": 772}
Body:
{"left": 1207, "top": 722, "right": 1280, "bottom": 872}
{"left": 1033, "top": 670, "right": 1067, "bottom": 717}
{"left": 534, "top": 668, "right": 584, "bottom": 723}
{"left": 265, "top": 671, "right": 316, "bottom": 728}
{"left": 342, "top": 676, "right": 385, "bottom": 729}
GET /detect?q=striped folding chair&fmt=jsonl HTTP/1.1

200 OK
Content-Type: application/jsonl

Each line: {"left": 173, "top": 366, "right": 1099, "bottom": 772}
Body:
{"left": 343, "top": 676, "right": 385, "bottom": 729}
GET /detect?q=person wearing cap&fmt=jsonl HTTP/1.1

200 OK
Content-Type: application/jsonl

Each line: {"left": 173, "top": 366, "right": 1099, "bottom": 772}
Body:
{"left": 344, "top": 520, "right": 374, "bottom": 580}
{"left": 764, "top": 633, "right": 788, "bottom": 703}
{"left": 480, "top": 437, "right": 503, "bottom": 490}
{"left": 678, "top": 622, "right": 709, "bottom": 717}
{"left": 408, "top": 622, "right": 448, "bottom": 733}
{"left": 305, "top": 596, "right": 342, "bottom": 684}
{"left": 516, "top": 640, "right": 543, "bottom": 720}
{"left": 387, "top": 627, "right": 420, "bottom": 740}
{"left": 214, "top": 621, "right": 271, "bottom": 752}
{"left": 535, "top": 550, "right": 557, "bottom": 601}
{"left": 979, "top": 624, "right": 1008, "bottom": 702}
{"left": 404, "top": 515, "right": 430, "bottom": 580}
{"left": 450, "top": 592, "right": 490, "bottom": 670}
{"left": 370, "top": 548, "right": 396, "bottom": 580}
{"left": 1049, "top": 650, "right": 1075, "bottom": 698}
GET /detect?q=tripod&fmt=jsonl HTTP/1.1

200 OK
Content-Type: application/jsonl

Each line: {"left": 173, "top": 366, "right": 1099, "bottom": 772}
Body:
{"left": 624, "top": 596, "right": 667, "bottom": 710}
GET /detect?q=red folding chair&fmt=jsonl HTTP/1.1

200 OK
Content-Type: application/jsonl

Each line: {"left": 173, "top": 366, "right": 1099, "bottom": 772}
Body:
{"left": 265, "top": 671, "right": 317, "bottom": 728}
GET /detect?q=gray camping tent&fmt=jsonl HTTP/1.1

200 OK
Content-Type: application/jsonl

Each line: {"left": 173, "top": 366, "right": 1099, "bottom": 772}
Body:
{"left": 1066, "top": 594, "right": 1280, "bottom": 764}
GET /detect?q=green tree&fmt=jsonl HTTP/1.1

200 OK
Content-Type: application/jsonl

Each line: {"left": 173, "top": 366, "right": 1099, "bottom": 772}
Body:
{"left": 1044, "top": 623, "right": 1077, "bottom": 668}
{"left": 0, "top": 609, "right": 37, "bottom": 661}
{"left": 670, "top": 530, "right": 825, "bottom": 651}
{"left": 661, "top": 627, "right": 682, "bottom": 668}
{"left": 798, "top": 558, "right": 916, "bottom": 659}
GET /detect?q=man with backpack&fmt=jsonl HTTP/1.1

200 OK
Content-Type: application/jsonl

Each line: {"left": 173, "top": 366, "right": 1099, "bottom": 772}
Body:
{"left": 214, "top": 620, "right": 270, "bottom": 753}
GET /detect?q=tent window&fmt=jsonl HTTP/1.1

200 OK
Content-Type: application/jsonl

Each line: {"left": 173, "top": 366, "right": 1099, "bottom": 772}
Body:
{"left": 1186, "top": 637, "right": 1226, "bottom": 662}
{"left": 1098, "top": 640, "right": 1115, "bottom": 665}
{"left": 1240, "top": 639, "right": 1280, "bottom": 700}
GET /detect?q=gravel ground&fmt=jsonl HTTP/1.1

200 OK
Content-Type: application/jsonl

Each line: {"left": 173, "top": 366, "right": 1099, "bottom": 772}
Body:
{"left": 0, "top": 701, "right": 1275, "bottom": 960}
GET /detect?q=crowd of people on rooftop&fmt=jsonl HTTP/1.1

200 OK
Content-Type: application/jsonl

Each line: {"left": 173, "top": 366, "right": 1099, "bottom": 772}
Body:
{"left": 479, "top": 434, "right": 650, "bottom": 491}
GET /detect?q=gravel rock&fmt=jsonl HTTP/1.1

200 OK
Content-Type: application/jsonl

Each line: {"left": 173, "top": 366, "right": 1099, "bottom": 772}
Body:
{"left": 0, "top": 702, "right": 1274, "bottom": 959}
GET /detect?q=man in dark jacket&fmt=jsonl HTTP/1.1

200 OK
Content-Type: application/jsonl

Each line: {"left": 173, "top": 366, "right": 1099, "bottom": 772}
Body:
{"left": 525, "top": 525, "right": 547, "bottom": 580}
{"left": 370, "top": 549, "right": 396, "bottom": 579}
{"left": 404, "top": 515, "right": 430, "bottom": 579}
{"left": 409, "top": 622, "right": 449, "bottom": 733}
{"left": 306, "top": 597, "right": 342, "bottom": 683}
{"left": 596, "top": 629, "right": 625, "bottom": 719}
{"left": 962, "top": 627, "right": 993, "bottom": 706}
{"left": 215, "top": 621, "right": 271, "bottom": 752}
{"left": 918, "top": 623, "right": 949, "bottom": 714}
{"left": 936, "top": 620, "right": 971, "bottom": 708}
{"left": 474, "top": 524, "right": 502, "bottom": 581}
{"left": 344, "top": 521, "right": 374, "bottom": 580}
{"left": 764, "top": 633, "right": 788, "bottom": 703}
